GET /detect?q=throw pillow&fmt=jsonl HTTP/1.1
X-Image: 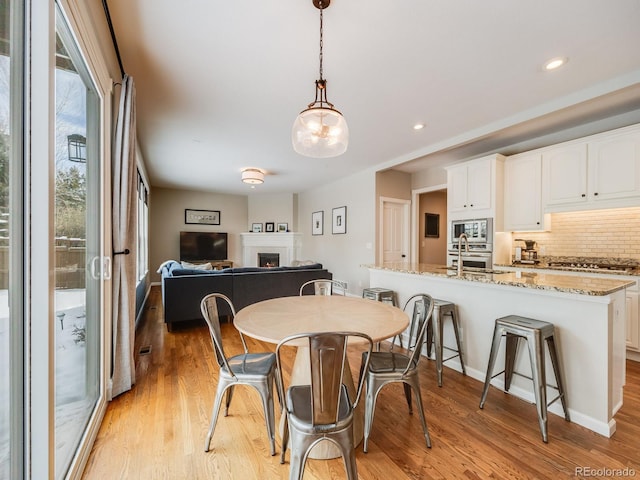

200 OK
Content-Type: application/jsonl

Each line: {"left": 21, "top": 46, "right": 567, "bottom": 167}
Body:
{"left": 180, "top": 261, "right": 212, "bottom": 270}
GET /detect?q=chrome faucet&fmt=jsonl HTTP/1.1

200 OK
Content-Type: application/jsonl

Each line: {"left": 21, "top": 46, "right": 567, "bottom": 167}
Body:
{"left": 457, "top": 233, "right": 469, "bottom": 275}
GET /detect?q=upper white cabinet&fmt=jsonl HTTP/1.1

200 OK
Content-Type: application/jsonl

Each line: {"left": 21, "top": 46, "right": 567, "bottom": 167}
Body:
{"left": 504, "top": 153, "right": 550, "bottom": 231}
{"left": 589, "top": 130, "right": 640, "bottom": 202}
{"left": 542, "top": 143, "right": 588, "bottom": 207}
{"left": 542, "top": 124, "right": 640, "bottom": 212}
{"left": 446, "top": 154, "right": 505, "bottom": 224}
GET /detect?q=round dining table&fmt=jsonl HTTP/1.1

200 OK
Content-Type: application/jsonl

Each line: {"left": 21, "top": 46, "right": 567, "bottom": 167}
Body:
{"left": 234, "top": 295, "right": 409, "bottom": 459}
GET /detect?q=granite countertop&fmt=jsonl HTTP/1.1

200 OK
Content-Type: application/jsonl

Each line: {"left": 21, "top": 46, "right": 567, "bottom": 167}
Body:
{"left": 366, "top": 262, "right": 635, "bottom": 296}
{"left": 495, "top": 261, "right": 640, "bottom": 277}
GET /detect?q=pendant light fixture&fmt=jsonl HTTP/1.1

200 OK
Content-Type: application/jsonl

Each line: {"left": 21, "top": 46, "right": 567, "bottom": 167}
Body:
{"left": 292, "top": 0, "right": 348, "bottom": 158}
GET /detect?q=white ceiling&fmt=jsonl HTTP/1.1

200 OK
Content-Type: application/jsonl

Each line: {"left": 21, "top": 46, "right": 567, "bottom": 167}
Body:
{"left": 106, "top": 0, "right": 640, "bottom": 195}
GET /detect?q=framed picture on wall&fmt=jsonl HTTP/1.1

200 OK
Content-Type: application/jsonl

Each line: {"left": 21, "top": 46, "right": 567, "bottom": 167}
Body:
{"left": 252, "top": 223, "right": 263, "bottom": 233}
{"left": 265, "top": 222, "right": 275, "bottom": 232}
{"left": 425, "top": 213, "right": 439, "bottom": 238}
{"left": 312, "top": 211, "right": 323, "bottom": 235}
{"left": 332, "top": 206, "right": 346, "bottom": 234}
{"left": 277, "top": 223, "right": 288, "bottom": 232}
{"left": 185, "top": 208, "right": 220, "bottom": 225}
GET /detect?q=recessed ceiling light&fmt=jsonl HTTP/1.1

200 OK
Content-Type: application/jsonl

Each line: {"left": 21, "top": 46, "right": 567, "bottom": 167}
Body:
{"left": 413, "top": 123, "right": 425, "bottom": 130}
{"left": 544, "top": 57, "right": 568, "bottom": 71}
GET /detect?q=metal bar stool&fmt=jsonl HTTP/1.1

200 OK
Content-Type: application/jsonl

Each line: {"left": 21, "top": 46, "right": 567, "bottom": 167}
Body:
{"left": 426, "top": 299, "right": 466, "bottom": 387}
{"left": 479, "top": 315, "right": 570, "bottom": 443}
{"left": 362, "top": 288, "right": 398, "bottom": 349}
{"left": 362, "top": 287, "right": 397, "bottom": 306}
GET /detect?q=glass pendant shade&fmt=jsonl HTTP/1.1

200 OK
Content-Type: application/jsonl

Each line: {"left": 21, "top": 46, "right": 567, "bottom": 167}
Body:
{"left": 292, "top": 1, "right": 348, "bottom": 158}
{"left": 292, "top": 106, "right": 349, "bottom": 158}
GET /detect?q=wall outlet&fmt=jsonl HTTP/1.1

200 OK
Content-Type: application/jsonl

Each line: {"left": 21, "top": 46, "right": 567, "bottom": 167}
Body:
{"left": 334, "top": 280, "right": 348, "bottom": 291}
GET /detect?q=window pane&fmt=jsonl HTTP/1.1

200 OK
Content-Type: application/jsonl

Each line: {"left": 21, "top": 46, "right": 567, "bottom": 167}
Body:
{"left": 54, "top": 17, "right": 101, "bottom": 479}
{"left": 0, "top": 0, "right": 21, "bottom": 477}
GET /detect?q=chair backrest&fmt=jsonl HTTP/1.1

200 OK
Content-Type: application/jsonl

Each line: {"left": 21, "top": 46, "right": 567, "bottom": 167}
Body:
{"left": 402, "top": 294, "right": 434, "bottom": 372}
{"left": 299, "top": 279, "right": 345, "bottom": 296}
{"left": 276, "top": 331, "right": 373, "bottom": 426}
{"left": 200, "top": 293, "right": 245, "bottom": 373}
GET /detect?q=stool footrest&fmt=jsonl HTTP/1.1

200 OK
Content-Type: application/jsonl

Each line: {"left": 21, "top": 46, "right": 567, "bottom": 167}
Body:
{"left": 510, "top": 371, "right": 561, "bottom": 391}
{"left": 547, "top": 393, "right": 565, "bottom": 407}
{"left": 441, "top": 353, "right": 461, "bottom": 363}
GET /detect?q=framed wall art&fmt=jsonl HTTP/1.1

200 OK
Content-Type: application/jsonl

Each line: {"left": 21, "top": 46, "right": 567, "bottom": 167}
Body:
{"left": 185, "top": 208, "right": 220, "bottom": 225}
{"left": 312, "top": 211, "right": 323, "bottom": 235}
{"left": 265, "top": 222, "right": 275, "bottom": 232}
{"left": 251, "top": 223, "right": 263, "bottom": 233}
{"left": 425, "top": 213, "right": 439, "bottom": 238}
{"left": 277, "top": 223, "right": 288, "bottom": 232}
{"left": 332, "top": 206, "right": 346, "bottom": 234}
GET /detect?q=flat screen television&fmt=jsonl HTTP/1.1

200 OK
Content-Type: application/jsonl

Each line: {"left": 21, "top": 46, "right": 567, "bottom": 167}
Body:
{"left": 180, "top": 231, "right": 228, "bottom": 261}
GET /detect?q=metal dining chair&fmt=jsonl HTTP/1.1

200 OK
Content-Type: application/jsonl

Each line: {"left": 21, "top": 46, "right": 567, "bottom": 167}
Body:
{"left": 276, "top": 331, "right": 373, "bottom": 480}
{"left": 361, "top": 293, "right": 434, "bottom": 452}
{"left": 299, "top": 279, "right": 346, "bottom": 296}
{"left": 200, "top": 293, "right": 279, "bottom": 455}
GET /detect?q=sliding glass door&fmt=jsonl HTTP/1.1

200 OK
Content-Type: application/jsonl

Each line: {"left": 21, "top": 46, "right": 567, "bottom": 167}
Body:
{"left": 1, "top": 2, "right": 110, "bottom": 477}
{"left": 0, "top": 0, "right": 24, "bottom": 478}
{"left": 54, "top": 9, "right": 103, "bottom": 479}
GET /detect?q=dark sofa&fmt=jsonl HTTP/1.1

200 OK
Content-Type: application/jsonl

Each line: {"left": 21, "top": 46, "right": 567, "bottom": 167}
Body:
{"left": 160, "top": 261, "right": 332, "bottom": 331}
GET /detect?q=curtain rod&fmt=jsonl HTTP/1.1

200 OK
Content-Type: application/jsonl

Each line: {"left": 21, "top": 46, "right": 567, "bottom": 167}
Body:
{"left": 102, "top": 0, "right": 125, "bottom": 79}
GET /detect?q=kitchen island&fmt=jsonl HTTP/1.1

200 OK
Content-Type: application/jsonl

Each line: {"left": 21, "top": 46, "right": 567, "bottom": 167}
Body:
{"left": 366, "top": 263, "right": 634, "bottom": 438}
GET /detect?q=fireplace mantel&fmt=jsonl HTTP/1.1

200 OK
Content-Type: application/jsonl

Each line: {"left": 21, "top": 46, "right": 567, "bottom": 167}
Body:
{"left": 240, "top": 232, "right": 302, "bottom": 267}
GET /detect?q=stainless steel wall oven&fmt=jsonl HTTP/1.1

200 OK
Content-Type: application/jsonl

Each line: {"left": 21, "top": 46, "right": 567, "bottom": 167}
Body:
{"left": 448, "top": 218, "right": 493, "bottom": 269}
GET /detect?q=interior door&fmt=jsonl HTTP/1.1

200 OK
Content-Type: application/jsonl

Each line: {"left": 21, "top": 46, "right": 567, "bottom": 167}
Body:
{"left": 380, "top": 198, "right": 410, "bottom": 263}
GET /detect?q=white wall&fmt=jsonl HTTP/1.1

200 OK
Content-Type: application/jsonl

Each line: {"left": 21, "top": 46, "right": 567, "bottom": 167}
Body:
{"left": 149, "top": 187, "right": 248, "bottom": 282}
{"left": 297, "top": 169, "right": 377, "bottom": 295}
{"left": 248, "top": 193, "right": 297, "bottom": 232}
{"left": 412, "top": 164, "right": 448, "bottom": 189}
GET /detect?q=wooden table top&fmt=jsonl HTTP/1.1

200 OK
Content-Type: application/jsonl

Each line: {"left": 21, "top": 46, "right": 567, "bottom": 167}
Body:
{"left": 234, "top": 295, "right": 409, "bottom": 344}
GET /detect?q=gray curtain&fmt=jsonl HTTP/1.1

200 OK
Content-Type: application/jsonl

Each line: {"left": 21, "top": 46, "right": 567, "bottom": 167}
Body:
{"left": 110, "top": 74, "right": 137, "bottom": 398}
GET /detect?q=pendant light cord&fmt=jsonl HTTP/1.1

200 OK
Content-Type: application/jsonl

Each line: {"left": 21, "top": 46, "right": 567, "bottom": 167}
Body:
{"left": 319, "top": 1, "right": 324, "bottom": 81}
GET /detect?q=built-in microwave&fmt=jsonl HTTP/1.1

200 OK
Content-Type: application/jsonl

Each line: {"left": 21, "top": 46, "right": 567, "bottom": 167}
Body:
{"left": 447, "top": 251, "right": 493, "bottom": 270}
{"left": 451, "top": 218, "right": 492, "bottom": 245}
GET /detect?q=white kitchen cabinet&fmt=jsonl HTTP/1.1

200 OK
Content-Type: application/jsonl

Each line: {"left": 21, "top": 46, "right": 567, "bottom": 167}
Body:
{"left": 504, "top": 153, "right": 550, "bottom": 231}
{"left": 448, "top": 165, "right": 472, "bottom": 212}
{"left": 626, "top": 288, "right": 639, "bottom": 352}
{"left": 542, "top": 143, "right": 588, "bottom": 207}
{"left": 446, "top": 154, "right": 504, "bottom": 224}
{"left": 542, "top": 124, "right": 640, "bottom": 212}
{"left": 589, "top": 129, "right": 640, "bottom": 202}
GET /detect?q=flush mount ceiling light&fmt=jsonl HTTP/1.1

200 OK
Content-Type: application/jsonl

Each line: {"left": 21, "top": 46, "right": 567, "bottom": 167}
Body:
{"left": 413, "top": 123, "right": 425, "bottom": 131}
{"left": 241, "top": 168, "right": 264, "bottom": 186}
{"left": 292, "top": 0, "right": 348, "bottom": 158}
{"left": 544, "top": 56, "right": 568, "bottom": 71}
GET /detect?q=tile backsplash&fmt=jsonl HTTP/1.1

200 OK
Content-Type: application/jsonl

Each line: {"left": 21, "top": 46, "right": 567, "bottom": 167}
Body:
{"left": 510, "top": 207, "right": 640, "bottom": 259}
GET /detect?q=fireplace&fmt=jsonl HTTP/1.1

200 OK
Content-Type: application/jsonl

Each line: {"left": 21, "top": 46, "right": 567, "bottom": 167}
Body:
{"left": 240, "top": 232, "right": 302, "bottom": 267}
{"left": 258, "top": 253, "right": 280, "bottom": 268}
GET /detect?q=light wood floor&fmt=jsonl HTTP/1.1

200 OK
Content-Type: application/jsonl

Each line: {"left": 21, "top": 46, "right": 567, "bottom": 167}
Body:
{"left": 82, "top": 286, "right": 640, "bottom": 479}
